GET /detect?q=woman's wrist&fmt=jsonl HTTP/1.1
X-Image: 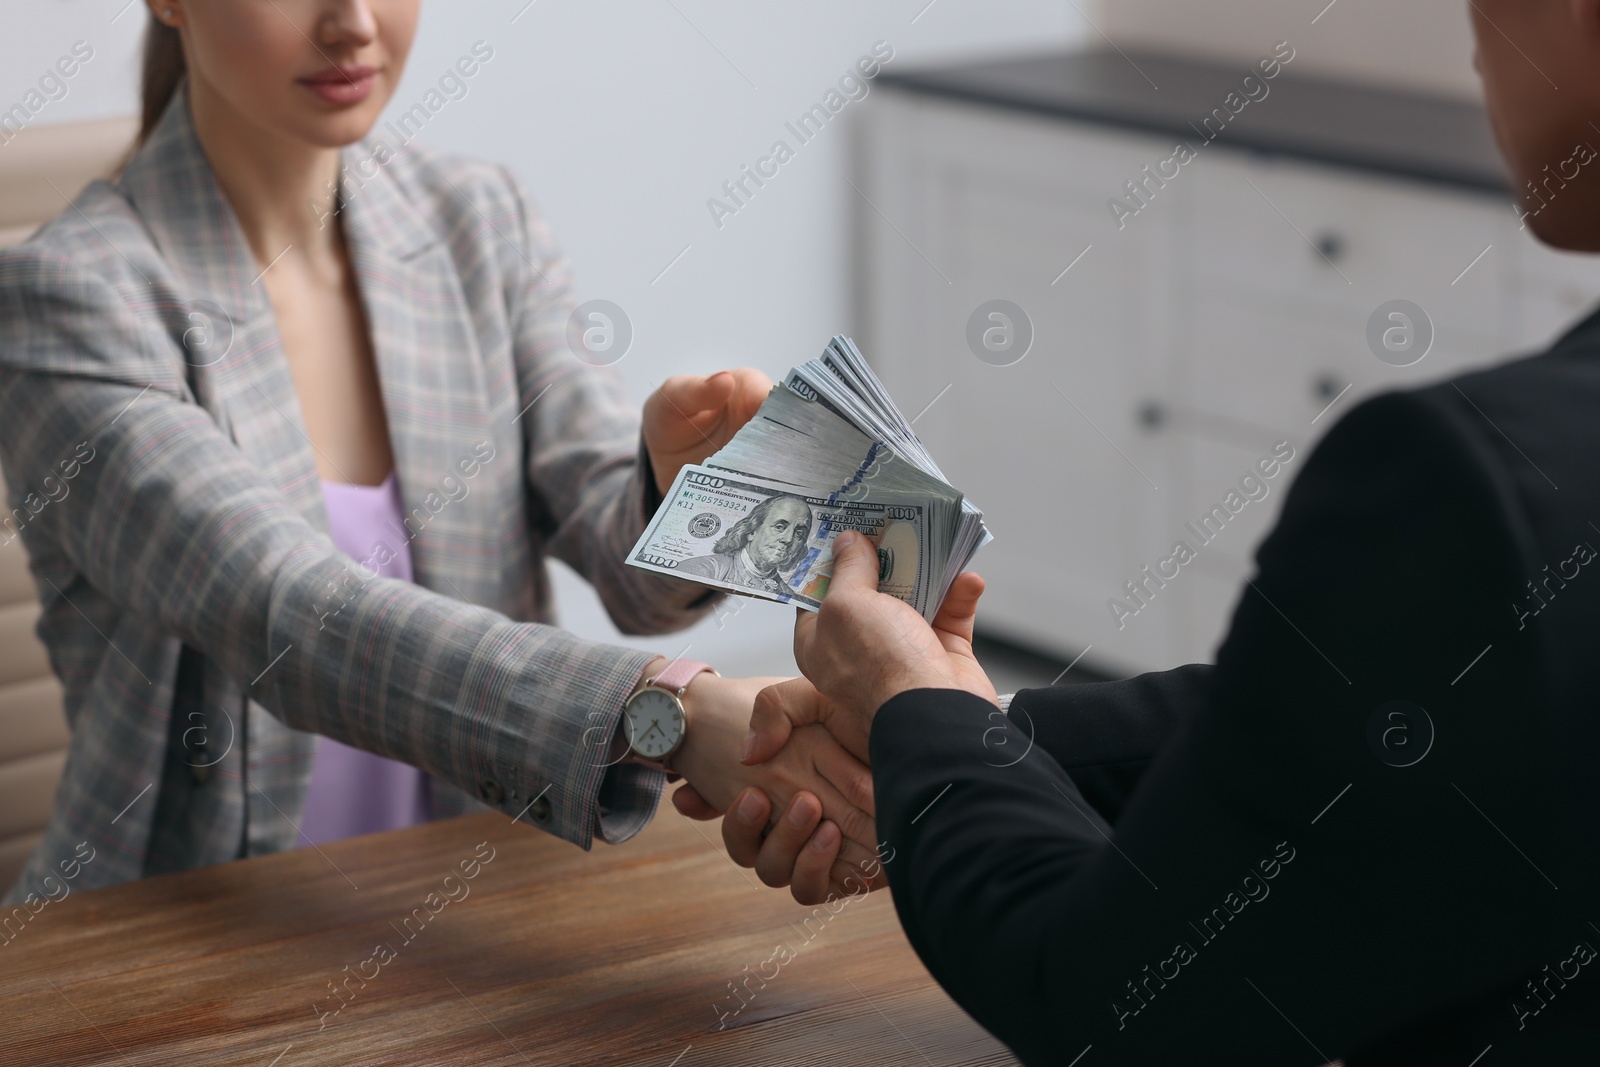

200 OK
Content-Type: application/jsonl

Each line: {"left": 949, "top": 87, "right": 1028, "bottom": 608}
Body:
{"left": 637, "top": 656, "right": 670, "bottom": 687}
{"left": 615, "top": 656, "right": 721, "bottom": 771}
{"left": 609, "top": 656, "right": 671, "bottom": 766}
{"left": 667, "top": 672, "right": 734, "bottom": 784}
{"left": 670, "top": 673, "right": 774, "bottom": 813}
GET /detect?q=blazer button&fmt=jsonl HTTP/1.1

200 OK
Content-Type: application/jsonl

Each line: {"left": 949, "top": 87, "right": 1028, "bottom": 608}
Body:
{"left": 479, "top": 778, "right": 506, "bottom": 806}
{"left": 530, "top": 795, "right": 553, "bottom": 824}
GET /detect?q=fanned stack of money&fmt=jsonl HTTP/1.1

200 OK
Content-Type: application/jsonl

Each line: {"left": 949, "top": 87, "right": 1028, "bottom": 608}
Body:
{"left": 628, "top": 336, "right": 991, "bottom": 621}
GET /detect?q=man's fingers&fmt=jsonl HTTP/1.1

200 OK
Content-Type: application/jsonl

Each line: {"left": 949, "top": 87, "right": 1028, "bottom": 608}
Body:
{"left": 808, "top": 775, "right": 877, "bottom": 858}
{"left": 741, "top": 678, "right": 820, "bottom": 765}
{"left": 822, "top": 839, "right": 887, "bottom": 903}
{"left": 754, "top": 791, "right": 823, "bottom": 889}
{"left": 831, "top": 854, "right": 885, "bottom": 894}
{"left": 832, "top": 835, "right": 880, "bottom": 877}
{"left": 827, "top": 530, "right": 881, "bottom": 596}
{"left": 932, "top": 571, "right": 986, "bottom": 645}
{"left": 829, "top": 862, "right": 878, "bottom": 899}
{"left": 788, "top": 820, "right": 841, "bottom": 905}
{"left": 671, "top": 782, "right": 721, "bottom": 821}
{"left": 809, "top": 727, "right": 875, "bottom": 811}
{"left": 721, "top": 787, "right": 773, "bottom": 868}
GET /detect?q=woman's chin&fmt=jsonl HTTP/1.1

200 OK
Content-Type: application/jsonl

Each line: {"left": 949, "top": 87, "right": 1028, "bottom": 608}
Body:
{"left": 285, "top": 95, "right": 392, "bottom": 150}
{"left": 298, "top": 115, "right": 384, "bottom": 150}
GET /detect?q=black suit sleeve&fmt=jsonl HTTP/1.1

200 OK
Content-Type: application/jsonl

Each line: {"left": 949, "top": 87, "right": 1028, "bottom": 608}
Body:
{"left": 1006, "top": 664, "right": 1211, "bottom": 822}
{"left": 870, "top": 391, "right": 1591, "bottom": 1066}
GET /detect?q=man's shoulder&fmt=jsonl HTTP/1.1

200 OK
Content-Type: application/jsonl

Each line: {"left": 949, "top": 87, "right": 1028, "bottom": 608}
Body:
{"left": 1418, "top": 300, "right": 1600, "bottom": 414}
{"left": 1415, "top": 322, "right": 1600, "bottom": 491}
{"left": 1311, "top": 324, "right": 1600, "bottom": 500}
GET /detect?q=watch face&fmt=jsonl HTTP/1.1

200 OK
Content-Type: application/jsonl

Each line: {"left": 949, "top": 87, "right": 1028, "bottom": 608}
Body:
{"left": 624, "top": 689, "right": 685, "bottom": 760}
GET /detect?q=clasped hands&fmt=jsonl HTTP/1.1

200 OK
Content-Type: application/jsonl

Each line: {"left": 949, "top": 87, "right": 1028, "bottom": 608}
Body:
{"left": 672, "top": 530, "right": 997, "bottom": 905}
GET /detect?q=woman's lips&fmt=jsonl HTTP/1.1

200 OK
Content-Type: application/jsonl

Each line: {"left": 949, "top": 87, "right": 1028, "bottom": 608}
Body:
{"left": 297, "top": 66, "right": 378, "bottom": 106}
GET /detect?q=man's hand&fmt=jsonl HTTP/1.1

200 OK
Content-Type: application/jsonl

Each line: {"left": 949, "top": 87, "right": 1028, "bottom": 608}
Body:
{"left": 642, "top": 369, "right": 772, "bottom": 496}
{"left": 740, "top": 530, "right": 997, "bottom": 767}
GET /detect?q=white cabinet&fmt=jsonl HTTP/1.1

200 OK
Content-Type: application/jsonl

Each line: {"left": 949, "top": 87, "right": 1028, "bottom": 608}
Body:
{"left": 858, "top": 97, "right": 1176, "bottom": 670}
{"left": 857, "top": 90, "right": 1600, "bottom": 675}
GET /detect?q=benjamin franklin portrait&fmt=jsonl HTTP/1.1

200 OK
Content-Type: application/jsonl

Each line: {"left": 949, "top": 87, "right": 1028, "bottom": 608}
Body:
{"left": 677, "top": 495, "right": 813, "bottom": 596}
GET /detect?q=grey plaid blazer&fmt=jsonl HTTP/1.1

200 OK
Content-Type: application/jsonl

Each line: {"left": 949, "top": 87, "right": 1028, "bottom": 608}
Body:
{"left": 0, "top": 88, "right": 714, "bottom": 904}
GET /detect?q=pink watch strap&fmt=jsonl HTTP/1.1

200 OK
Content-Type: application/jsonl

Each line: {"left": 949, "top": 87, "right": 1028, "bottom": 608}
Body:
{"left": 650, "top": 658, "right": 714, "bottom": 693}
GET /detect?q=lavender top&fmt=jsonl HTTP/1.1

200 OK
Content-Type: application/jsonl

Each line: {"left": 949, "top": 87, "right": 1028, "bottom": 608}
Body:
{"left": 299, "top": 472, "right": 432, "bottom": 844}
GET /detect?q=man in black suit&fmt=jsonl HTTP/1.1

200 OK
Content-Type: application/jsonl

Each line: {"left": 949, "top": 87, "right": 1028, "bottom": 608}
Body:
{"left": 696, "top": 1, "right": 1600, "bottom": 1062}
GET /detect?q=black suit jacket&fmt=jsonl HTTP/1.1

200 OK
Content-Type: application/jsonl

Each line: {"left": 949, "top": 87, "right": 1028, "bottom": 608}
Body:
{"left": 870, "top": 310, "right": 1600, "bottom": 1065}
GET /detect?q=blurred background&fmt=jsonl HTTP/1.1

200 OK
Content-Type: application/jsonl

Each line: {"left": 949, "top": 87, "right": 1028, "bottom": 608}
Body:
{"left": 3, "top": 0, "right": 1594, "bottom": 695}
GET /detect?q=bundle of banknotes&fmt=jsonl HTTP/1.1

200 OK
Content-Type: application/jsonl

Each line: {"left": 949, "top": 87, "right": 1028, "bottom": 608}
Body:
{"left": 628, "top": 336, "right": 991, "bottom": 621}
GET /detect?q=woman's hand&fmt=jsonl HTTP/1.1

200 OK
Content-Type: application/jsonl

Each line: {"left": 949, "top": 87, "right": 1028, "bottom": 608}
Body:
{"left": 676, "top": 780, "right": 889, "bottom": 905}
{"left": 642, "top": 369, "right": 773, "bottom": 496}
{"left": 669, "top": 672, "right": 882, "bottom": 902}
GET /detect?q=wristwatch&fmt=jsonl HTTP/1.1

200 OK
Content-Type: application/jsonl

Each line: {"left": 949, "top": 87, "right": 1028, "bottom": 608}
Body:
{"left": 622, "top": 659, "right": 715, "bottom": 770}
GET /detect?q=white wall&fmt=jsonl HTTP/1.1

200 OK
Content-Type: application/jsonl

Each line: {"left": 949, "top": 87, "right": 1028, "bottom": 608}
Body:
{"left": 1099, "top": 0, "right": 1480, "bottom": 99}
{"left": 0, "top": 5, "right": 149, "bottom": 127}
{"left": 3, "top": 1, "right": 1082, "bottom": 673}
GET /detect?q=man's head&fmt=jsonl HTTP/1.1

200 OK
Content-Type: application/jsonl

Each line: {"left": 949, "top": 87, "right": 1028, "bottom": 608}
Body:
{"left": 716, "top": 496, "right": 812, "bottom": 576}
{"left": 1472, "top": 0, "right": 1600, "bottom": 249}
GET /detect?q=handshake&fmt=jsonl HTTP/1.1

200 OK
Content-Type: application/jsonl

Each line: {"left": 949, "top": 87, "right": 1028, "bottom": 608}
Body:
{"left": 662, "top": 530, "right": 997, "bottom": 906}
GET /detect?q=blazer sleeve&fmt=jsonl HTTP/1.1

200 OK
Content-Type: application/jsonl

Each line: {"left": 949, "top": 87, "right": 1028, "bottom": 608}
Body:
{"left": 869, "top": 391, "right": 1587, "bottom": 1065}
{"left": 0, "top": 245, "right": 659, "bottom": 852}
{"left": 1006, "top": 664, "right": 1211, "bottom": 822}
{"left": 495, "top": 166, "right": 718, "bottom": 635}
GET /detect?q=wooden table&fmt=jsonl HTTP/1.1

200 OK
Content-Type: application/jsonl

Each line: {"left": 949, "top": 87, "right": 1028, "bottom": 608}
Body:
{"left": 0, "top": 811, "right": 1018, "bottom": 1066}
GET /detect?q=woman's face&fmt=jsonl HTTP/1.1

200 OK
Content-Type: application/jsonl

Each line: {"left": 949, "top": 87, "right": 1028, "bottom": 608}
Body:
{"left": 159, "top": 0, "right": 419, "bottom": 148}
{"left": 1471, "top": 0, "right": 1600, "bottom": 250}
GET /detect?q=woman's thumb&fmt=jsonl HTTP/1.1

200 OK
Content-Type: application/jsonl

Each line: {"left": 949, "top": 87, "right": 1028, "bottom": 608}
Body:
{"left": 654, "top": 371, "right": 733, "bottom": 417}
{"left": 741, "top": 678, "right": 820, "bottom": 764}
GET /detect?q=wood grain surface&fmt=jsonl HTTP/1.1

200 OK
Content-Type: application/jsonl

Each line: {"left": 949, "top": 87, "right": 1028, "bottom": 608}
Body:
{"left": 0, "top": 810, "right": 1019, "bottom": 1066}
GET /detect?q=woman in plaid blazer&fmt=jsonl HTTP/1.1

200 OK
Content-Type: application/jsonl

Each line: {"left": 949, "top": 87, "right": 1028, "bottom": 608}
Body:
{"left": 0, "top": 1, "right": 875, "bottom": 906}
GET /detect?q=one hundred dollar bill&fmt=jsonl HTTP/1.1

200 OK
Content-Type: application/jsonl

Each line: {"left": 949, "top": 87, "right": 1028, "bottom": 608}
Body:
{"left": 629, "top": 465, "right": 935, "bottom": 614}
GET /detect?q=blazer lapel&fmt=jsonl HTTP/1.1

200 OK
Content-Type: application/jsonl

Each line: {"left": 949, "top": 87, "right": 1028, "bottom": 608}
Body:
{"left": 337, "top": 143, "right": 493, "bottom": 600}
{"left": 118, "top": 86, "right": 496, "bottom": 603}
{"left": 117, "top": 86, "right": 327, "bottom": 530}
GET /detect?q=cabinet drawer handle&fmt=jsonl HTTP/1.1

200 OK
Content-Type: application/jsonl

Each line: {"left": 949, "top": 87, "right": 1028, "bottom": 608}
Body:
{"left": 1312, "top": 374, "right": 1345, "bottom": 402}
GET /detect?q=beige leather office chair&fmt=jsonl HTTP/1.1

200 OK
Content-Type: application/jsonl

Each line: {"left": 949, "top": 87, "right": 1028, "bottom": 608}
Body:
{"left": 0, "top": 116, "right": 137, "bottom": 889}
